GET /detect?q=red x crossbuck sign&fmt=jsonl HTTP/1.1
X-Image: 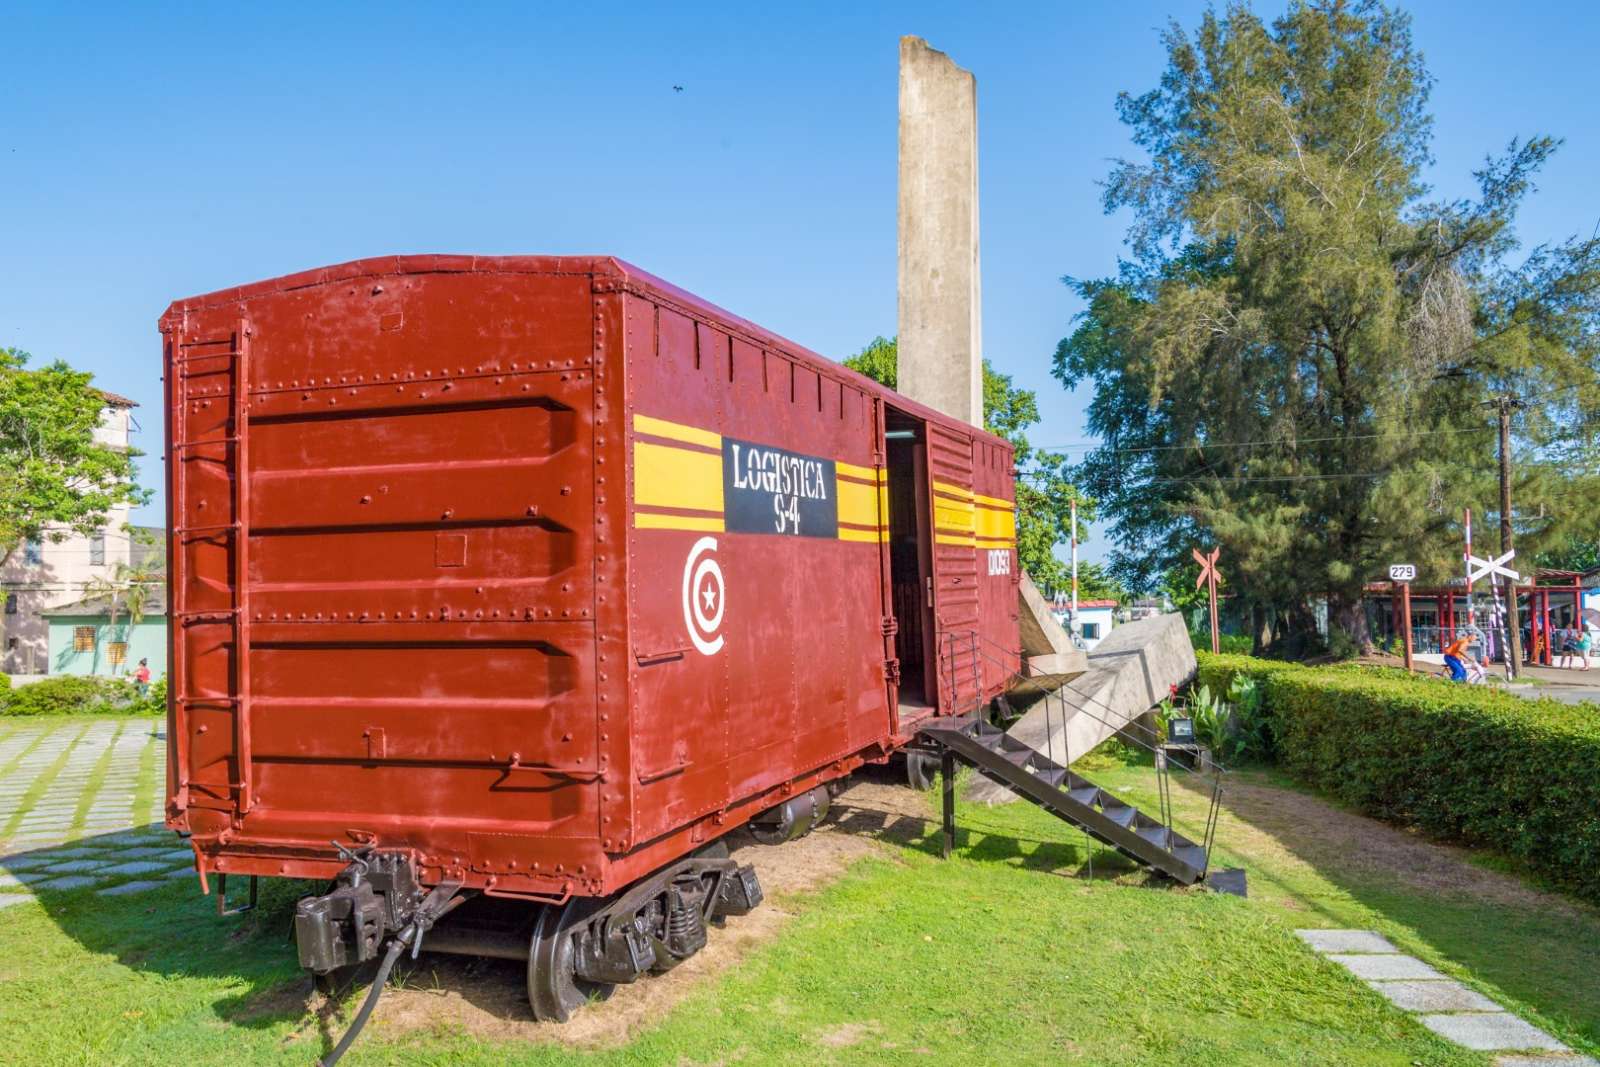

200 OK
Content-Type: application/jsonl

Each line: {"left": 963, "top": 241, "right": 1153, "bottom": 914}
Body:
{"left": 1193, "top": 546, "right": 1222, "bottom": 655}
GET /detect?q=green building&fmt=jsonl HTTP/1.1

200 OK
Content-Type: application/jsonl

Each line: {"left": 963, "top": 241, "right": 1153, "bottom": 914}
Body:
{"left": 42, "top": 588, "right": 167, "bottom": 679}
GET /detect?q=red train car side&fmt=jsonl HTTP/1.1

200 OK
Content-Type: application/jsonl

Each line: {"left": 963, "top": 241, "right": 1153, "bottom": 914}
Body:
{"left": 161, "top": 255, "right": 1018, "bottom": 1020}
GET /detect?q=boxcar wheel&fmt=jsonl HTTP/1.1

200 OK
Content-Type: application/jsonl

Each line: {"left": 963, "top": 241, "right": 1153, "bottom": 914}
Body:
{"left": 527, "top": 900, "right": 613, "bottom": 1022}
{"left": 906, "top": 752, "right": 940, "bottom": 791}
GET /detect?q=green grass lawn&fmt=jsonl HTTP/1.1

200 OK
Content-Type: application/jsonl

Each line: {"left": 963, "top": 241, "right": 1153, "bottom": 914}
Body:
{"left": 1, "top": 744, "right": 1596, "bottom": 1066}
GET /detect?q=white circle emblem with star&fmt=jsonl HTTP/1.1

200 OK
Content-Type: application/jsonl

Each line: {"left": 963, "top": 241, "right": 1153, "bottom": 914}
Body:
{"left": 682, "top": 536, "right": 725, "bottom": 655}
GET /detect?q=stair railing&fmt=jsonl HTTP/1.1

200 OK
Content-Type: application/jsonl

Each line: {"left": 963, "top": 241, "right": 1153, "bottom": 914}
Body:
{"left": 936, "top": 628, "right": 1225, "bottom": 879}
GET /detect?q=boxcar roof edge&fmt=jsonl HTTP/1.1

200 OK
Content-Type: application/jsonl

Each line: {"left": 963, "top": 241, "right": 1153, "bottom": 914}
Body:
{"left": 157, "top": 254, "right": 1016, "bottom": 461}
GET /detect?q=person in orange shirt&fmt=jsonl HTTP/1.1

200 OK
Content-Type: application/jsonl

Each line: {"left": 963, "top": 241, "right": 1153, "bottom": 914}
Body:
{"left": 1442, "top": 633, "right": 1473, "bottom": 682}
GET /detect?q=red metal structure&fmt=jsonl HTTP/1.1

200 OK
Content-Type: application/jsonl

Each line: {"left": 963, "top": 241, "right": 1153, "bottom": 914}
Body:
{"left": 161, "top": 255, "right": 1019, "bottom": 1020}
{"left": 1364, "top": 569, "right": 1586, "bottom": 666}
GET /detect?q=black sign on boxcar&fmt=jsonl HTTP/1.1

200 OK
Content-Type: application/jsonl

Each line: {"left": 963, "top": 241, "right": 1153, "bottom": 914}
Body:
{"left": 722, "top": 437, "right": 837, "bottom": 538}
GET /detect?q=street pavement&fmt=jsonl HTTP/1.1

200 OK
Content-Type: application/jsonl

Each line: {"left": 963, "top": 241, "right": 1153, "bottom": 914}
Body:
{"left": 1499, "top": 664, "right": 1600, "bottom": 707}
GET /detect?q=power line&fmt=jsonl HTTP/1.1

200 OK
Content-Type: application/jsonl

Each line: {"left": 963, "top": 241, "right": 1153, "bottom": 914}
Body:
{"left": 1032, "top": 424, "right": 1496, "bottom": 455}
{"left": 1034, "top": 380, "right": 1595, "bottom": 455}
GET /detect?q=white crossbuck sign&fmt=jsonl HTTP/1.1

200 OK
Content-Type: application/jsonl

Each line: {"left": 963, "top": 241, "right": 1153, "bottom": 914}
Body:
{"left": 1466, "top": 549, "right": 1521, "bottom": 585}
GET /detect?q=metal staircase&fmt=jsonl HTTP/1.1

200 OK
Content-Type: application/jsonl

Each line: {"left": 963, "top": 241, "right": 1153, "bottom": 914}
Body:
{"left": 917, "top": 630, "right": 1240, "bottom": 893}
{"left": 917, "top": 716, "right": 1210, "bottom": 884}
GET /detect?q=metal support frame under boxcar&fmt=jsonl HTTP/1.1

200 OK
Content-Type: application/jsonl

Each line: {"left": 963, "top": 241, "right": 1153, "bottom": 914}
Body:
{"left": 940, "top": 749, "right": 956, "bottom": 859}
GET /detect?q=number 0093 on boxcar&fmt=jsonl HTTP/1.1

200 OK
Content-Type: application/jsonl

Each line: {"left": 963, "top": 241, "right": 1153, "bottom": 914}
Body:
{"left": 160, "top": 255, "right": 1019, "bottom": 1034}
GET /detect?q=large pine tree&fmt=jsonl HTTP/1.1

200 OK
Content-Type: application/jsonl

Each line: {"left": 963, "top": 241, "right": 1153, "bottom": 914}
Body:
{"left": 1057, "top": 0, "right": 1600, "bottom": 650}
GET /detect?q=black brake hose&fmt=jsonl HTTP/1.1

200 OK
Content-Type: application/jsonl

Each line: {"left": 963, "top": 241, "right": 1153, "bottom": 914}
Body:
{"left": 316, "top": 928, "right": 411, "bottom": 1067}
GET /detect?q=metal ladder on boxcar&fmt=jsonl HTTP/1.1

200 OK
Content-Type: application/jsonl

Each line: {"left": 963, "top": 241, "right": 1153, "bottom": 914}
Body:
{"left": 167, "top": 318, "right": 256, "bottom": 818}
{"left": 915, "top": 631, "right": 1235, "bottom": 892}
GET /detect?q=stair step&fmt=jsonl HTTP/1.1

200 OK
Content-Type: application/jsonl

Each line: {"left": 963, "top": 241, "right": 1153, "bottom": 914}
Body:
{"left": 1137, "top": 826, "right": 1172, "bottom": 849}
{"left": 1171, "top": 845, "right": 1207, "bottom": 872}
{"left": 1067, "top": 786, "right": 1100, "bottom": 807}
{"left": 1032, "top": 767, "right": 1067, "bottom": 788}
{"left": 998, "top": 746, "right": 1034, "bottom": 767}
{"left": 1101, "top": 804, "right": 1137, "bottom": 828}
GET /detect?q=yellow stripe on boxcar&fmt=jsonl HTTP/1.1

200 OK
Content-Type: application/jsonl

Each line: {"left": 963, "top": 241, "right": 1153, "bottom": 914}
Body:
{"left": 976, "top": 506, "right": 1016, "bottom": 542}
{"left": 632, "top": 413, "right": 723, "bottom": 450}
{"left": 634, "top": 441, "right": 725, "bottom": 514}
{"left": 634, "top": 511, "right": 726, "bottom": 533}
{"left": 838, "top": 526, "right": 889, "bottom": 543}
{"left": 835, "top": 477, "right": 882, "bottom": 529}
{"left": 836, "top": 460, "right": 886, "bottom": 483}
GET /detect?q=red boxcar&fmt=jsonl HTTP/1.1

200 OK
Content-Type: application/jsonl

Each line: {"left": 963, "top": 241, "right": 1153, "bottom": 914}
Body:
{"left": 161, "top": 255, "right": 1018, "bottom": 1018}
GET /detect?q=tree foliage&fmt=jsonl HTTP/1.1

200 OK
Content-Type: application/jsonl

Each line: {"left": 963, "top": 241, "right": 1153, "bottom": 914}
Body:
{"left": 843, "top": 337, "right": 1093, "bottom": 592}
{"left": 1055, "top": 1, "right": 1600, "bottom": 649}
{"left": 0, "top": 348, "right": 148, "bottom": 565}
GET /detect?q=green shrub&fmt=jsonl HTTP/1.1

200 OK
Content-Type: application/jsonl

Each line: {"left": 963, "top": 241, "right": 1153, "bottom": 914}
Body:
{"left": 1189, "top": 629, "right": 1253, "bottom": 655}
{"left": 1196, "top": 651, "right": 1600, "bottom": 902}
{"left": 0, "top": 672, "right": 10, "bottom": 692}
{"left": 2, "top": 675, "right": 142, "bottom": 717}
{"left": 129, "top": 675, "right": 167, "bottom": 717}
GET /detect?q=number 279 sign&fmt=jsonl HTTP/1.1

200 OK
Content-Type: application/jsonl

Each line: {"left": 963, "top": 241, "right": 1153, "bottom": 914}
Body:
{"left": 1389, "top": 564, "right": 1416, "bottom": 582}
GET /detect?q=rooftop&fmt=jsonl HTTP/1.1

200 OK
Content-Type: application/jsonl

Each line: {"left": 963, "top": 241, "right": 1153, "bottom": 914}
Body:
{"left": 42, "top": 586, "right": 167, "bottom": 618}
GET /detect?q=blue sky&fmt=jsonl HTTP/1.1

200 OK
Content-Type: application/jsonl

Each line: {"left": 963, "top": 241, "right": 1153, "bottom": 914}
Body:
{"left": 2, "top": 2, "right": 1595, "bottom": 561}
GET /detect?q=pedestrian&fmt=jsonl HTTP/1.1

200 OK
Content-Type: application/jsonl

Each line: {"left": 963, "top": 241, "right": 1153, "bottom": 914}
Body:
{"left": 133, "top": 657, "right": 151, "bottom": 697}
{"left": 1578, "top": 628, "right": 1593, "bottom": 672}
{"left": 1442, "top": 632, "right": 1473, "bottom": 682}
{"left": 1559, "top": 626, "right": 1581, "bottom": 670}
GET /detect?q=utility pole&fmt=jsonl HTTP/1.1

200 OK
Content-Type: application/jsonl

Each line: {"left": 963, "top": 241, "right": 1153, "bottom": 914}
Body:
{"left": 1069, "top": 498, "right": 1080, "bottom": 645}
{"left": 1499, "top": 396, "right": 1523, "bottom": 679}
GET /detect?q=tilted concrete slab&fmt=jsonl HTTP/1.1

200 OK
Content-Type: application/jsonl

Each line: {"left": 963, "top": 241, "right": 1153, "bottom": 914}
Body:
{"left": 974, "top": 612, "right": 1196, "bottom": 804}
{"left": 1013, "top": 573, "right": 1087, "bottom": 687}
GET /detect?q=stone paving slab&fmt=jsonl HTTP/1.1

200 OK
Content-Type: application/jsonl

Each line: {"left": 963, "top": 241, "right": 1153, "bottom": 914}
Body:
{"left": 1296, "top": 929, "right": 1399, "bottom": 954}
{"left": 1421, "top": 1013, "right": 1567, "bottom": 1052}
{"left": 1328, "top": 953, "right": 1445, "bottom": 980}
{"left": 0, "top": 854, "right": 60, "bottom": 870}
{"left": 41, "top": 860, "right": 104, "bottom": 874}
{"left": 1494, "top": 1056, "right": 1600, "bottom": 1066}
{"left": 1368, "top": 980, "right": 1500, "bottom": 1012}
{"left": 0, "top": 893, "right": 35, "bottom": 909}
{"left": 102, "top": 861, "right": 169, "bottom": 876}
{"left": 34, "top": 875, "right": 100, "bottom": 890}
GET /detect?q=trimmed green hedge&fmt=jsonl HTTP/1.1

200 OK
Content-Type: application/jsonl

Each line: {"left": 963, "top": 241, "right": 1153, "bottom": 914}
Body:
{"left": 1197, "top": 652, "right": 1600, "bottom": 903}
{"left": 1, "top": 675, "right": 160, "bottom": 717}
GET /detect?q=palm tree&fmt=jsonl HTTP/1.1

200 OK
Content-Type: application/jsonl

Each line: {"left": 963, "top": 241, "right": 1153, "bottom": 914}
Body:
{"left": 79, "top": 538, "right": 163, "bottom": 674}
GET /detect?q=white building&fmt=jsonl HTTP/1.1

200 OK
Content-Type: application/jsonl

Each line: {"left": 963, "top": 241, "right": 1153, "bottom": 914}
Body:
{"left": 0, "top": 392, "right": 157, "bottom": 677}
{"left": 1071, "top": 599, "right": 1120, "bottom": 650}
{"left": 1050, "top": 597, "right": 1122, "bottom": 651}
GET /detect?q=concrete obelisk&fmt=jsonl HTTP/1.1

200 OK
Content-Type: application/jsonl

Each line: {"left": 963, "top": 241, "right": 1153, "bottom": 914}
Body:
{"left": 897, "top": 36, "right": 982, "bottom": 428}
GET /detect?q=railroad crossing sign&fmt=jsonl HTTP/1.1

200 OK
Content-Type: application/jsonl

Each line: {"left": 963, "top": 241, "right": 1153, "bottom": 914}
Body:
{"left": 1466, "top": 549, "right": 1521, "bottom": 586}
{"left": 1192, "top": 547, "right": 1222, "bottom": 655}
{"left": 1388, "top": 563, "right": 1416, "bottom": 582}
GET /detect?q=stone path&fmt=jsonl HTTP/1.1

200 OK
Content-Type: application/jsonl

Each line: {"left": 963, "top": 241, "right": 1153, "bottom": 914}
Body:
{"left": 1297, "top": 929, "right": 1596, "bottom": 1065}
{"left": 0, "top": 718, "right": 185, "bottom": 909}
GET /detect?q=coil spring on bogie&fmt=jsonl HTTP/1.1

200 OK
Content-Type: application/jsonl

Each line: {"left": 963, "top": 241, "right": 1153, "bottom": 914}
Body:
{"left": 656, "top": 882, "right": 709, "bottom": 969}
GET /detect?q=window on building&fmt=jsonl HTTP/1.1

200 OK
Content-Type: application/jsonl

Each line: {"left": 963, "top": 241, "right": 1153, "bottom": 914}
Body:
{"left": 1082, "top": 622, "right": 1101, "bottom": 640}
{"left": 3, "top": 593, "right": 16, "bottom": 615}
{"left": 106, "top": 641, "right": 128, "bottom": 667}
{"left": 89, "top": 534, "right": 105, "bottom": 566}
{"left": 23, "top": 540, "right": 42, "bottom": 566}
{"left": 73, "top": 626, "right": 96, "bottom": 652}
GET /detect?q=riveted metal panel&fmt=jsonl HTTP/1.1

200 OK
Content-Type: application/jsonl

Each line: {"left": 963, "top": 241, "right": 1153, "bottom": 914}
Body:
{"left": 163, "top": 255, "right": 1018, "bottom": 900}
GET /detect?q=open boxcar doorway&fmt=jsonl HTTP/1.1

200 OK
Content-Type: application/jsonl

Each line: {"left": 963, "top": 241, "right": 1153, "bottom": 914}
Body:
{"left": 885, "top": 406, "right": 937, "bottom": 719}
